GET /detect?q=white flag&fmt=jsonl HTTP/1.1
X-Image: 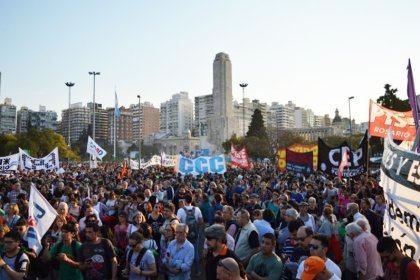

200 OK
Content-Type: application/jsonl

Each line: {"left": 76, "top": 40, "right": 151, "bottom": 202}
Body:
{"left": 130, "top": 159, "right": 139, "bottom": 170}
{"left": 28, "top": 185, "right": 58, "bottom": 254}
{"left": 86, "top": 136, "right": 107, "bottom": 160}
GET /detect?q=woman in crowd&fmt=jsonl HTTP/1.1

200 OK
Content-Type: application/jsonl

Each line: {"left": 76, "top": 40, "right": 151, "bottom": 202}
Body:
{"left": 51, "top": 215, "right": 67, "bottom": 242}
{"left": 146, "top": 203, "right": 165, "bottom": 248}
{"left": 159, "top": 223, "right": 176, "bottom": 279}
{"left": 127, "top": 211, "right": 145, "bottom": 236}
{"left": 4, "top": 203, "right": 20, "bottom": 229}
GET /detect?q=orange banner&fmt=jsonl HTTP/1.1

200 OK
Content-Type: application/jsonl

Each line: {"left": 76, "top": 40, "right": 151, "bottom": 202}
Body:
{"left": 277, "top": 144, "right": 318, "bottom": 171}
{"left": 369, "top": 99, "right": 416, "bottom": 141}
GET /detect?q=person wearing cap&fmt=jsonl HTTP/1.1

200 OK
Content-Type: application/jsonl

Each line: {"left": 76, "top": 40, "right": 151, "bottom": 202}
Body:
{"left": 246, "top": 233, "right": 283, "bottom": 280}
{"left": 296, "top": 234, "right": 342, "bottom": 279}
{"left": 216, "top": 257, "right": 243, "bottom": 280}
{"left": 298, "top": 201, "right": 316, "bottom": 232}
{"left": 301, "top": 256, "right": 340, "bottom": 280}
{"left": 47, "top": 223, "right": 83, "bottom": 280}
{"left": 204, "top": 224, "right": 245, "bottom": 280}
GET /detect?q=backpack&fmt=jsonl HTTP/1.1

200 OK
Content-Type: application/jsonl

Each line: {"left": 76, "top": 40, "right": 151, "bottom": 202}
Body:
{"left": 183, "top": 207, "right": 198, "bottom": 240}
{"left": 127, "top": 247, "right": 148, "bottom": 269}
{"left": 51, "top": 240, "right": 78, "bottom": 270}
{"left": 1, "top": 251, "right": 25, "bottom": 273}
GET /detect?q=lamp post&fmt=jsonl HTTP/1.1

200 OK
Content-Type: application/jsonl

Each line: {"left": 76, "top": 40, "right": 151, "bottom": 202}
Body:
{"left": 239, "top": 83, "right": 248, "bottom": 137}
{"left": 137, "top": 94, "right": 141, "bottom": 165}
{"left": 89, "top": 71, "right": 100, "bottom": 140}
{"left": 65, "top": 82, "right": 75, "bottom": 147}
{"left": 348, "top": 96, "right": 354, "bottom": 140}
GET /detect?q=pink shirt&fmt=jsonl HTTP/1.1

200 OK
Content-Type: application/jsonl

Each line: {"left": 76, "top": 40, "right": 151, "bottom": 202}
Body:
{"left": 353, "top": 232, "right": 384, "bottom": 279}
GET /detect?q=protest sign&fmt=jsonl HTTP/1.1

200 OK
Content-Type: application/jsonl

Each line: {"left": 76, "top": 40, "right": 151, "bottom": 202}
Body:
{"left": 381, "top": 135, "right": 420, "bottom": 261}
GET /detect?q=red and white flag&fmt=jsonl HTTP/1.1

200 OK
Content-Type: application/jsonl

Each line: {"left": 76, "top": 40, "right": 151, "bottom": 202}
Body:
{"left": 338, "top": 148, "right": 349, "bottom": 180}
{"left": 231, "top": 144, "right": 250, "bottom": 169}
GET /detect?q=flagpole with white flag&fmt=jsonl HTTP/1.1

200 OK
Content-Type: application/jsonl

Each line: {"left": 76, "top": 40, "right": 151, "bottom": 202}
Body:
{"left": 114, "top": 89, "right": 121, "bottom": 160}
{"left": 28, "top": 185, "right": 58, "bottom": 254}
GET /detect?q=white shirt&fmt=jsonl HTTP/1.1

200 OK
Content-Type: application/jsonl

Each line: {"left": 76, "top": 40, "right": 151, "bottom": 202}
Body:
{"left": 253, "top": 219, "right": 274, "bottom": 241}
{"left": 296, "top": 258, "right": 342, "bottom": 279}
{"left": 176, "top": 205, "right": 203, "bottom": 223}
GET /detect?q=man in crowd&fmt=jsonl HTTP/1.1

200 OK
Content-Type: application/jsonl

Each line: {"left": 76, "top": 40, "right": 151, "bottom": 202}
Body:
{"left": 234, "top": 209, "right": 260, "bottom": 267}
{"left": 246, "top": 233, "right": 283, "bottom": 280}
{"left": 300, "top": 256, "right": 341, "bottom": 280}
{"left": 377, "top": 236, "right": 420, "bottom": 280}
{"left": 253, "top": 208, "right": 275, "bottom": 242}
{"left": 79, "top": 223, "right": 118, "bottom": 280}
{"left": 204, "top": 224, "right": 244, "bottom": 280}
{"left": 296, "top": 234, "right": 342, "bottom": 279}
{"left": 164, "top": 223, "right": 194, "bottom": 279}
{"left": 346, "top": 222, "right": 383, "bottom": 280}
{"left": 0, "top": 230, "right": 29, "bottom": 280}
{"left": 217, "top": 257, "right": 243, "bottom": 280}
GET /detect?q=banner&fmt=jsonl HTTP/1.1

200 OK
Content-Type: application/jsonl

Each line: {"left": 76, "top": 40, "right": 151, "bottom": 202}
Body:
{"left": 175, "top": 155, "right": 226, "bottom": 175}
{"left": 86, "top": 136, "right": 107, "bottom": 160}
{"left": 231, "top": 144, "right": 250, "bottom": 169}
{"left": 0, "top": 153, "right": 19, "bottom": 173}
{"left": 369, "top": 99, "right": 416, "bottom": 141}
{"left": 381, "top": 135, "right": 420, "bottom": 261}
{"left": 286, "top": 149, "right": 313, "bottom": 174}
{"left": 141, "top": 155, "right": 162, "bottom": 169}
{"left": 161, "top": 153, "right": 177, "bottom": 167}
{"left": 19, "top": 147, "right": 59, "bottom": 171}
{"left": 130, "top": 159, "right": 139, "bottom": 170}
{"left": 317, "top": 131, "right": 368, "bottom": 178}
{"left": 28, "top": 185, "right": 58, "bottom": 254}
{"left": 278, "top": 144, "right": 318, "bottom": 171}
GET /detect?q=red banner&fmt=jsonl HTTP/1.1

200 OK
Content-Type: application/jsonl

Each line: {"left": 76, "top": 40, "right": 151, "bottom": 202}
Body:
{"left": 369, "top": 99, "right": 416, "bottom": 141}
{"left": 231, "top": 144, "right": 250, "bottom": 169}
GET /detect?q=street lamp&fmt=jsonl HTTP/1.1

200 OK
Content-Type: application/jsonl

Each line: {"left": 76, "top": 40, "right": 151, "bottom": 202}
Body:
{"left": 239, "top": 83, "right": 248, "bottom": 137}
{"left": 89, "top": 71, "right": 100, "bottom": 141}
{"left": 137, "top": 94, "right": 141, "bottom": 165}
{"left": 348, "top": 96, "right": 354, "bottom": 138}
{"left": 65, "top": 82, "right": 75, "bottom": 147}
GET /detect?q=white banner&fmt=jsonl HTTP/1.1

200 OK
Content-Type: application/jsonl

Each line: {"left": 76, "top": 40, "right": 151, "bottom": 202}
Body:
{"left": 86, "top": 136, "right": 107, "bottom": 160}
{"left": 28, "top": 185, "right": 58, "bottom": 254}
{"left": 161, "top": 152, "right": 177, "bottom": 167}
{"left": 0, "top": 153, "right": 19, "bottom": 173}
{"left": 130, "top": 159, "right": 139, "bottom": 170}
{"left": 381, "top": 135, "right": 420, "bottom": 261}
{"left": 19, "top": 148, "right": 59, "bottom": 171}
{"left": 141, "top": 155, "right": 161, "bottom": 169}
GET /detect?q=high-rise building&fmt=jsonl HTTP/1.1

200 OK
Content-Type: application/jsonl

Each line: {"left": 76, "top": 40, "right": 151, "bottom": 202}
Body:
{"left": 160, "top": 92, "right": 193, "bottom": 137}
{"left": 61, "top": 102, "right": 91, "bottom": 144}
{"left": 270, "top": 102, "right": 295, "bottom": 129}
{"left": 17, "top": 106, "right": 30, "bottom": 133}
{"left": 17, "top": 105, "right": 58, "bottom": 133}
{"left": 0, "top": 98, "right": 16, "bottom": 134}
{"left": 87, "top": 102, "right": 108, "bottom": 142}
{"left": 194, "top": 94, "right": 213, "bottom": 137}
{"left": 108, "top": 106, "right": 133, "bottom": 144}
{"left": 132, "top": 101, "right": 160, "bottom": 142}
{"left": 208, "top": 53, "right": 237, "bottom": 147}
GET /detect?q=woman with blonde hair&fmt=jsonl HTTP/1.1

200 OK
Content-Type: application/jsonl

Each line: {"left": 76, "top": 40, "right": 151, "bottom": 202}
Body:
{"left": 5, "top": 203, "right": 20, "bottom": 229}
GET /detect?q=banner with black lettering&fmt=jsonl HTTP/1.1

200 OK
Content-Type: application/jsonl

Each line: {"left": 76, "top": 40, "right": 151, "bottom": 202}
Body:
{"left": 0, "top": 153, "right": 19, "bottom": 173}
{"left": 286, "top": 149, "right": 313, "bottom": 174}
{"left": 381, "top": 135, "right": 420, "bottom": 261}
{"left": 19, "top": 147, "right": 60, "bottom": 171}
{"left": 317, "top": 131, "right": 368, "bottom": 178}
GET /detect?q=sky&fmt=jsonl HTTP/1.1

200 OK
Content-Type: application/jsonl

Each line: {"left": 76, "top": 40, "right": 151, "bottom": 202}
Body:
{"left": 1, "top": 1, "right": 420, "bottom": 124}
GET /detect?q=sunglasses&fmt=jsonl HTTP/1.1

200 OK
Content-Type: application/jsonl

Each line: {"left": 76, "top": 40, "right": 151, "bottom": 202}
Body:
{"left": 308, "top": 244, "right": 321, "bottom": 250}
{"left": 218, "top": 260, "right": 233, "bottom": 272}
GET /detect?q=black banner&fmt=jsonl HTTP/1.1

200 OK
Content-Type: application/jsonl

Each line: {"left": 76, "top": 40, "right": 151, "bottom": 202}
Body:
{"left": 286, "top": 149, "right": 313, "bottom": 174}
{"left": 317, "top": 131, "right": 368, "bottom": 178}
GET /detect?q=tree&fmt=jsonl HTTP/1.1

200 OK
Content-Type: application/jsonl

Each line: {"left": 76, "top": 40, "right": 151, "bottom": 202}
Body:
{"left": 376, "top": 84, "right": 410, "bottom": 111}
{"left": 277, "top": 130, "right": 307, "bottom": 148}
{"left": 246, "top": 109, "right": 268, "bottom": 139}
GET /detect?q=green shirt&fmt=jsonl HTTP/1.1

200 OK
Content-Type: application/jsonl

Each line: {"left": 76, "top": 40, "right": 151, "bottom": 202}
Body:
{"left": 246, "top": 252, "right": 283, "bottom": 280}
{"left": 50, "top": 241, "right": 83, "bottom": 280}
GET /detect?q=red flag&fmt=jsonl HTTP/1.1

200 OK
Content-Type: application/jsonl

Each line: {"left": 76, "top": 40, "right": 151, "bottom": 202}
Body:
{"left": 231, "top": 144, "right": 250, "bottom": 169}
{"left": 338, "top": 148, "right": 348, "bottom": 180}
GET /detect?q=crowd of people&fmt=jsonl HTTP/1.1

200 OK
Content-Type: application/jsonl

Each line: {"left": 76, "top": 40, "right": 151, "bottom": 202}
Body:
{"left": 0, "top": 162, "right": 418, "bottom": 280}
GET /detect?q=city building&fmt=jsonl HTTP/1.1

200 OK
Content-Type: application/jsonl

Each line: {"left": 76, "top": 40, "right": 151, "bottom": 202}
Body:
{"left": 0, "top": 98, "right": 17, "bottom": 134}
{"left": 87, "top": 102, "right": 108, "bottom": 142}
{"left": 17, "top": 105, "right": 58, "bottom": 133}
{"left": 142, "top": 104, "right": 160, "bottom": 138}
{"left": 160, "top": 92, "right": 193, "bottom": 137}
{"left": 208, "top": 52, "right": 237, "bottom": 148}
{"left": 234, "top": 98, "right": 268, "bottom": 137}
{"left": 108, "top": 106, "right": 133, "bottom": 144}
{"left": 194, "top": 94, "right": 213, "bottom": 137}
{"left": 61, "top": 102, "right": 91, "bottom": 144}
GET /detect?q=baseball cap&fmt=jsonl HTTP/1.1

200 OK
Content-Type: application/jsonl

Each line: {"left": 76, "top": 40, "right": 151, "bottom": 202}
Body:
{"left": 301, "top": 256, "right": 325, "bottom": 280}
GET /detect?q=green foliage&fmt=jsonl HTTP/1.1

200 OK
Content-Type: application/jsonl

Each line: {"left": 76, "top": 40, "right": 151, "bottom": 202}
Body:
{"left": 0, "top": 129, "right": 79, "bottom": 160}
{"left": 376, "top": 84, "right": 410, "bottom": 111}
{"left": 322, "top": 134, "right": 364, "bottom": 149}
{"left": 246, "top": 109, "right": 268, "bottom": 139}
{"left": 277, "top": 130, "right": 307, "bottom": 148}
{"left": 244, "top": 136, "right": 272, "bottom": 159}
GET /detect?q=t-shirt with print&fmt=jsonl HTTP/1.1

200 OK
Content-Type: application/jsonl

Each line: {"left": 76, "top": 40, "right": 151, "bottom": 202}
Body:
{"left": 0, "top": 251, "right": 29, "bottom": 280}
{"left": 126, "top": 249, "right": 155, "bottom": 280}
{"left": 50, "top": 241, "right": 83, "bottom": 280}
{"left": 80, "top": 238, "right": 116, "bottom": 280}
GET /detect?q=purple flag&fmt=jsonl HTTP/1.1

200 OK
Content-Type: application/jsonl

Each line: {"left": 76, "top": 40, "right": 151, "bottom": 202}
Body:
{"left": 407, "top": 59, "right": 420, "bottom": 151}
